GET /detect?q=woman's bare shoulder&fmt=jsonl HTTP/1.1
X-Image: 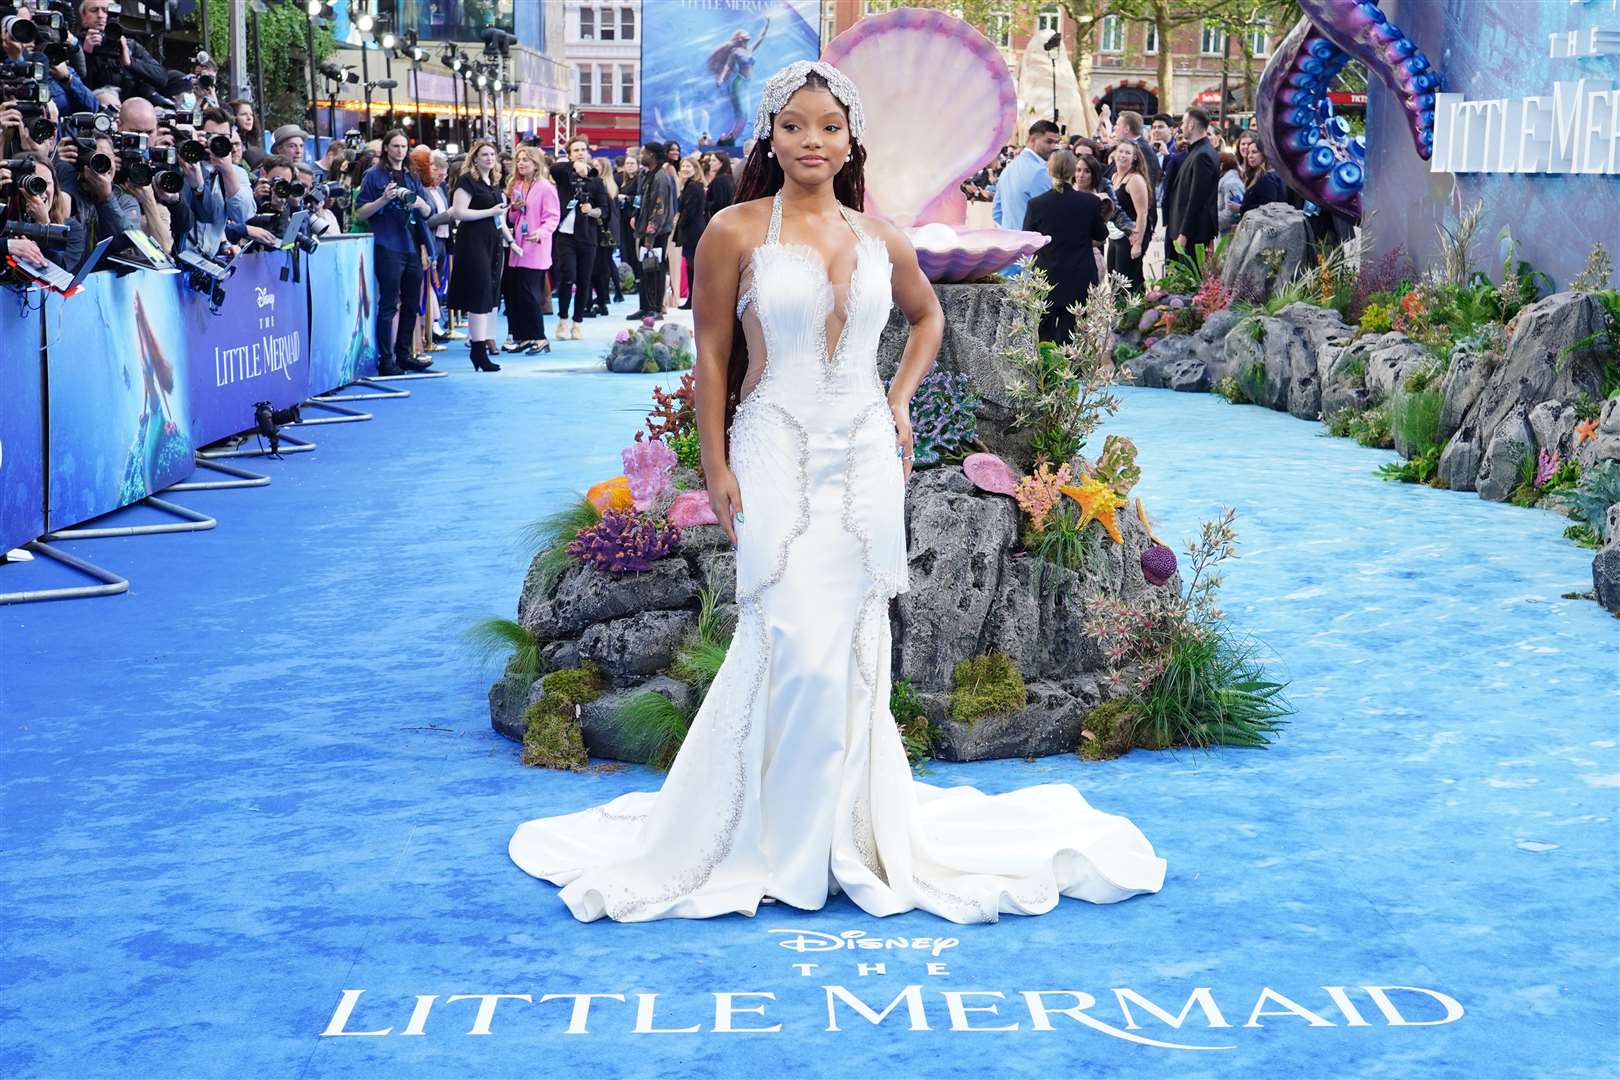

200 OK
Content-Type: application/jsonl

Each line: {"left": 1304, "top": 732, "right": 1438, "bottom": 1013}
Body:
{"left": 704, "top": 199, "right": 771, "bottom": 261}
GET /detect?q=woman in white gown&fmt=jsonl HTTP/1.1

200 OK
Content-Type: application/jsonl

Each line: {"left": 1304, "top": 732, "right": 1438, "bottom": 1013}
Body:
{"left": 509, "top": 60, "right": 1166, "bottom": 923}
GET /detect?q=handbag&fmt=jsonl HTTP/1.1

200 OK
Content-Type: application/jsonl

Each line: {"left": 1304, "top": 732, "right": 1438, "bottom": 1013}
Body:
{"left": 640, "top": 250, "right": 662, "bottom": 274}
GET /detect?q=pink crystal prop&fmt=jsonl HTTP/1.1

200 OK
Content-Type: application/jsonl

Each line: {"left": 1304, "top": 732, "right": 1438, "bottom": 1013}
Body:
{"left": 962, "top": 452, "right": 1019, "bottom": 496}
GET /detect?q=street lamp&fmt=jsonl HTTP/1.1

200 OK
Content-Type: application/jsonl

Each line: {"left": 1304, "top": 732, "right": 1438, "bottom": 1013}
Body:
{"left": 1043, "top": 31, "right": 1062, "bottom": 128}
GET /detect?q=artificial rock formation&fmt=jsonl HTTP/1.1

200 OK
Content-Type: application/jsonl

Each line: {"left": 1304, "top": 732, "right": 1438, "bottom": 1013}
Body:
{"left": 1220, "top": 203, "right": 1314, "bottom": 301}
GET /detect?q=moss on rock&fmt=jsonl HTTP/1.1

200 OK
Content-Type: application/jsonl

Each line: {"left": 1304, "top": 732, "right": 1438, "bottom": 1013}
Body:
{"left": 520, "top": 664, "right": 601, "bottom": 770}
{"left": 1078, "top": 699, "right": 1139, "bottom": 761}
{"left": 949, "top": 652, "right": 1027, "bottom": 725}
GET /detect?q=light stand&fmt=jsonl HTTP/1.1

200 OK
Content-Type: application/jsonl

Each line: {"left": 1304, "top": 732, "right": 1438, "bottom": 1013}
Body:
{"left": 355, "top": 9, "right": 374, "bottom": 137}
{"left": 1043, "top": 31, "right": 1061, "bottom": 128}
{"left": 404, "top": 32, "right": 425, "bottom": 146}
{"left": 379, "top": 25, "right": 397, "bottom": 127}
{"left": 303, "top": 2, "right": 321, "bottom": 135}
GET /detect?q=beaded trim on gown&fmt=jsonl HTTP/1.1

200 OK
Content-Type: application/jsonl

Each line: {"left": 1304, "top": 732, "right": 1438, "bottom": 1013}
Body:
{"left": 509, "top": 191, "right": 1167, "bottom": 923}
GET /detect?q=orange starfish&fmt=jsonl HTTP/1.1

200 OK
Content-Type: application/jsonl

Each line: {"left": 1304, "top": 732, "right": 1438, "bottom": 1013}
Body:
{"left": 1060, "top": 477, "right": 1124, "bottom": 544}
{"left": 1575, "top": 418, "right": 1599, "bottom": 445}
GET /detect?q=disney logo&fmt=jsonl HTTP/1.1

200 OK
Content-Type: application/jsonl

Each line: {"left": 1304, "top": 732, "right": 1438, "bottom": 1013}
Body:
{"left": 769, "top": 929, "right": 959, "bottom": 957}
{"left": 256, "top": 287, "right": 276, "bottom": 310}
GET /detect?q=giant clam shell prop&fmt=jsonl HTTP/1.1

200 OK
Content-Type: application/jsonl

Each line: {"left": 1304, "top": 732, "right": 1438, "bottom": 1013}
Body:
{"left": 822, "top": 8, "right": 1048, "bottom": 282}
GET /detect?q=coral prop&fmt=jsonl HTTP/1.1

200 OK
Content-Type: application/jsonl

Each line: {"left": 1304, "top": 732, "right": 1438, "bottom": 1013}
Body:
{"left": 567, "top": 509, "right": 682, "bottom": 573}
{"left": 668, "top": 490, "right": 720, "bottom": 528}
{"left": 1092, "top": 435, "right": 1140, "bottom": 499}
{"left": 1141, "top": 544, "right": 1178, "bottom": 587}
{"left": 586, "top": 476, "right": 633, "bottom": 514}
{"left": 1534, "top": 448, "right": 1561, "bottom": 489}
{"left": 899, "top": 369, "right": 981, "bottom": 466}
{"left": 962, "top": 452, "right": 1018, "bottom": 496}
{"left": 1060, "top": 477, "right": 1124, "bottom": 544}
{"left": 1013, "top": 459, "right": 1073, "bottom": 533}
{"left": 1134, "top": 497, "right": 1165, "bottom": 545}
{"left": 621, "top": 440, "right": 678, "bottom": 512}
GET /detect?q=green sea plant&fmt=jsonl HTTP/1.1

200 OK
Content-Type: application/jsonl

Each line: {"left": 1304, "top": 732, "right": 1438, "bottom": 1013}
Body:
{"left": 617, "top": 589, "right": 734, "bottom": 770}
{"left": 521, "top": 664, "right": 602, "bottom": 770}
{"left": 520, "top": 496, "right": 603, "bottom": 595}
{"left": 467, "top": 617, "right": 542, "bottom": 678}
{"left": 1565, "top": 461, "right": 1620, "bottom": 541}
{"left": 890, "top": 679, "right": 933, "bottom": 766}
{"left": 1390, "top": 386, "right": 1444, "bottom": 452}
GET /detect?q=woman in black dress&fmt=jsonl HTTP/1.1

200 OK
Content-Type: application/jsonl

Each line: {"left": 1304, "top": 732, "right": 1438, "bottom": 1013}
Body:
{"left": 1106, "top": 139, "right": 1155, "bottom": 294}
{"left": 447, "top": 140, "right": 514, "bottom": 372}
{"left": 673, "top": 156, "right": 707, "bottom": 310}
{"left": 1022, "top": 149, "right": 1109, "bottom": 346}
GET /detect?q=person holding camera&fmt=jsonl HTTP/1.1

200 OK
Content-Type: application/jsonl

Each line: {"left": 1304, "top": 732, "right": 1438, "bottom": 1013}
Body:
{"left": 2, "top": 4, "right": 97, "bottom": 117}
{"left": 447, "top": 139, "right": 513, "bottom": 371}
{"left": 3, "top": 150, "right": 82, "bottom": 270}
{"left": 547, "top": 134, "right": 607, "bottom": 340}
{"left": 72, "top": 0, "right": 187, "bottom": 105}
{"left": 179, "top": 106, "right": 253, "bottom": 257}
{"left": 356, "top": 127, "right": 435, "bottom": 376}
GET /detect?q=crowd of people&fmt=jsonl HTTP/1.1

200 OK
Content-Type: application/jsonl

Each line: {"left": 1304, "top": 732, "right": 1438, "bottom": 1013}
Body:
{"left": 985, "top": 109, "right": 1293, "bottom": 343}
{"left": 0, "top": 1, "right": 746, "bottom": 377}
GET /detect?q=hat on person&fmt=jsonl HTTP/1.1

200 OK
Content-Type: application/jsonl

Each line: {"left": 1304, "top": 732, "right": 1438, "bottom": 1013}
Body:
{"left": 271, "top": 124, "right": 311, "bottom": 149}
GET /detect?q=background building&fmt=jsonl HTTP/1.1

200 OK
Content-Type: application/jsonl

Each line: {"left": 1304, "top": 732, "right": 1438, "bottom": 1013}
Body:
{"left": 563, "top": 1, "right": 642, "bottom": 152}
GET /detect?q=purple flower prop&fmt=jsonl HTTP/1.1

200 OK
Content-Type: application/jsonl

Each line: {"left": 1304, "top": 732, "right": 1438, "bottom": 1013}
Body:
{"left": 568, "top": 509, "right": 682, "bottom": 573}
{"left": 614, "top": 329, "right": 630, "bottom": 344}
{"left": 621, "top": 440, "right": 678, "bottom": 511}
{"left": 1534, "top": 448, "right": 1561, "bottom": 488}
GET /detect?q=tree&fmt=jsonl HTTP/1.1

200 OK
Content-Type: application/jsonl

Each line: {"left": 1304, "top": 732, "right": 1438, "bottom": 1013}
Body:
{"left": 1111, "top": 0, "right": 1258, "bottom": 113}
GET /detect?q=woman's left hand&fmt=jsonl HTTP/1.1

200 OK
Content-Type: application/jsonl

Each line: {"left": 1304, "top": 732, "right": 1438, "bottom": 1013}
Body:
{"left": 890, "top": 399, "right": 915, "bottom": 483}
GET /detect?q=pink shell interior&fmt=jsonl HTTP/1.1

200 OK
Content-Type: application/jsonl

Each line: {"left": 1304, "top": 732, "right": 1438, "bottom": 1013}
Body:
{"left": 822, "top": 8, "right": 1044, "bottom": 281}
{"left": 668, "top": 490, "right": 720, "bottom": 528}
{"left": 962, "top": 452, "right": 1019, "bottom": 496}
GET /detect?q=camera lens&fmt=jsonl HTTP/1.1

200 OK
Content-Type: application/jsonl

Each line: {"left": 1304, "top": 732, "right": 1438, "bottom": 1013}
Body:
{"left": 5, "top": 16, "right": 38, "bottom": 45}
{"left": 271, "top": 177, "right": 291, "bottom": 199}
{"left": 209, "top": 134, "right": 232, "bottom": 158}
{"left": 125, "top": 159, "right": 153, "bottom": 187}
{"left": 87, "top": 151, "right": 114, "bottom": 175}
{"left": 180, "top": 139, "right": 206, "bottom": 164}
{"left": 18, "top": 173, "right": 48, "bottom": 198}
{"left": 44, "top": 41, "right": 68, "bottom": 65}
{"left": 155, "top": 169, "right": 184, "bottom": 195}
{"left": 289, "top": 181, "right": 307, "bottom": 200}
{"left": 27, "top": 117, "right": 55, "bottom": 143}
{"left": 197, "top": 73, "right": 214, "bottom": 88}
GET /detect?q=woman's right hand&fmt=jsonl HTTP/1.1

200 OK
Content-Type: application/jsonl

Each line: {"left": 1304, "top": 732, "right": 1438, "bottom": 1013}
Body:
{"left": 708, "top": 465, "right": 744, "bottom": 547}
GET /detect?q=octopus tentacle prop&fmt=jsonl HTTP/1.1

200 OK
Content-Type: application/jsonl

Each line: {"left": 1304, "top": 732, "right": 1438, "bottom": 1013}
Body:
{"left": 1255, "top": 0, "right": 1442, "bottom": 224}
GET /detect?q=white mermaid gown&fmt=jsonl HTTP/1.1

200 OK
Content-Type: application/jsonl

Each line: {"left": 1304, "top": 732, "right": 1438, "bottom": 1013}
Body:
{"left": 509, "top": 191, "right": 1167, "bottom": 923}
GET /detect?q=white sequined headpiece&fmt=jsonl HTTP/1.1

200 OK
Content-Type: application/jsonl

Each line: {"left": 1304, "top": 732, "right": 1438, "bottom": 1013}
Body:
{"left": 752, "top": 59, "right": 866, "bottom": 143}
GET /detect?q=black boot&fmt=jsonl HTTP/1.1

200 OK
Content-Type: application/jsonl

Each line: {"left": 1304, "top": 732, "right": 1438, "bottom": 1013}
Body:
{"left": 471, "top": 339, "right": 500, "bottom": 372}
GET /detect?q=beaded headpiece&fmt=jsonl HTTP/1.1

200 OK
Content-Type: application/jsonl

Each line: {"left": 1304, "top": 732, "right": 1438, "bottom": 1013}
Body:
{"left": 752, "top": 59, "right": 866, "bottom": 143}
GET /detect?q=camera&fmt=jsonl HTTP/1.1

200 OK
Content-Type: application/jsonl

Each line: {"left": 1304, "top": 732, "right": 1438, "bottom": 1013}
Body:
{"left": 1, "top": 13, "right": 35, "bottom": 45}
{"left": 342, "top": 127, "right": 363, "bottom": 151}
{"left": 271, "top": 177, "right": 307, "bottom": 201}
{"left": 1, "top": 155, "right": 47, "bottom": 199}
{"left": 177, "top": 247, "right": 234, "bottom": 310}
{"left": 4, "top": 220, "right": 68, "bottom": 246}
{"left": 101, "top": 22, "right": 123, "bottom": 50}
{"left": 179, "top": 133, "right": 232, "bottom": 163}
{"left": 8, "top": 99, "right": 57, "bottom": 144}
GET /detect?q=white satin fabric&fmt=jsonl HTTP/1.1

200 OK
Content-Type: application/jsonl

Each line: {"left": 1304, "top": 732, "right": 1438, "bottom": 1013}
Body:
{"left": 509, "top": 191, "right": 1167, "bottom": 923}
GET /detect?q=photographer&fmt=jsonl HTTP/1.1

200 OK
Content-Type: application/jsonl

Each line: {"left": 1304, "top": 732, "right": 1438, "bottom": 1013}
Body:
{"left": 186, "top": 51, "right": 218, "bottom": 109}
{"left": 179, "top": 105, "right": 254, "bottom": 257}
{"left": 356, "top": 128, "right": 434, "bottom": 376}
{"left": 547, "top": 133, "right": 607, "bottom": 339}
{"left": 309, "top": 137, "right": 346, "bottom": 185}
{"left": 72, "top": 0, "right": 188, "bottom": 105}
{"left": 3, "top": 150, "right": 82, "bottom": 270}
{"left": 54, "top": 123, "right": 138, "bottom": 244}
{"left": 2, "top": 3, "right": 97, "bottom": 116}
{"left": 230, "top": 153, "right": 296, "bottom": 246}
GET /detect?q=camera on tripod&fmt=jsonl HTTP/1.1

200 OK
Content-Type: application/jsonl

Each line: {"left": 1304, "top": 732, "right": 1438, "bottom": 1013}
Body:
{"left": 253, "top": 399, "right": 301, "bottom": 457}
{"left": 176, "top": 247, "right": 234, "bottom": 309}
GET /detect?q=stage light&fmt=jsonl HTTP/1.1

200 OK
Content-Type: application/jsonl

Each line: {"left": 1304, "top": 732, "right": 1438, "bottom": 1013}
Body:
{"left": 381, "top": 32, "right": 395, "bottom": 49}
{"left": 356, "top": 13, "right": 374, "bottom": 33}
{"left": 1044, "top": 31, "right": 1061, "bottom": 51}
{"left": 477, "top": 73, "right": 488, "bottom": 89}
{"left": 305, "top": 0, "right": 321, "bottom": 15}
{"left": 445, "top": 142, "right": 459, "bottom": 155}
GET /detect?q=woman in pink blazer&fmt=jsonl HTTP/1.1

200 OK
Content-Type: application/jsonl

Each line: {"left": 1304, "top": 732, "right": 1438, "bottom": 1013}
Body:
{"left": 504, "top": 147, "right": 561, "bottom": 353}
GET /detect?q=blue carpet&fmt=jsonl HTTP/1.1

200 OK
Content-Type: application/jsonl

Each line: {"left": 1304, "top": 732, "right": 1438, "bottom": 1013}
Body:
{"left": 3, "top": 303, "right": 1617, "bottom": 1078}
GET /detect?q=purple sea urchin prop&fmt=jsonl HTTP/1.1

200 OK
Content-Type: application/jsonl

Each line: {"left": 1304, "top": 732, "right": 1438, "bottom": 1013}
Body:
{"left": 893, "top": 369, "right": 980, "bottom": 467}
{"left": 567, "top": 509, "right": 682, "bottom": 573}
{"left": 1141, "top": 543, "right": 1177, "bottom": 587}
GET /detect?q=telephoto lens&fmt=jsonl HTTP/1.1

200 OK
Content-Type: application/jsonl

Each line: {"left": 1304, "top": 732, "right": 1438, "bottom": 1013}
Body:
{"left": 5, "top": 220, "right": 69, "bottom": 246}
{"left": 86, "top": 151, "right": 114, "bottom": 175}
{"left": 180, "top": 139, "right": 207, "bottom": 164}
{"left": 123, "top": 156, "right": 154, "bottom": 187}
{"left": 288, "top": 180, "right": 307, "bottom": 201}
{"left": 271, "top": 176, "right": 292, "bottom": 200}
{"left": 43, "top": 41, "right": 69, "bottom": 65}
{"left": 209, "top": 133, "right": 232, "bottom": 158}
{"left": 154, "top": 169, "right": 184, "bottom": 195}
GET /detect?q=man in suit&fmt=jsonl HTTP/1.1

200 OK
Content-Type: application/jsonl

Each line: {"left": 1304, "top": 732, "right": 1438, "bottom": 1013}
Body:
{"left": 1163, "top": 106, "right": 1219, "bottom": 268}
{"left": 1113, "top": 110, "right": 1160, "bottom": 191}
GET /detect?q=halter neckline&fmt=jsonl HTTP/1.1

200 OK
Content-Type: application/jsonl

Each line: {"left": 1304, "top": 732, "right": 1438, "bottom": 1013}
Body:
{"left": 766, "top": 189, "right": 869, "bottom": 247}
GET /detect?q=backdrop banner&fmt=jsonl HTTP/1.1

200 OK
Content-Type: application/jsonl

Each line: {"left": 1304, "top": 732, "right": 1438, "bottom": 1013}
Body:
{"left": 185, "top": 250, "right": 312, "bottom": 448}
{"left": 307, "top": 236, "right": 379, "bottom": 395}
{"left": 640, "top": 0, "right": 820, "bottom": 153}
{"left": 42, "top": 250, "right": 315, "bottom": 532}
{"left": 0, "top": 296, "right": 45, "bottom": 551}
{"left": 44, "top": 271, "right": 198, "bottom": 533}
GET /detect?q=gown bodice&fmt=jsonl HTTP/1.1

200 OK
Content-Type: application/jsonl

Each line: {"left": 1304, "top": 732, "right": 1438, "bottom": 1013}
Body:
{"left": 733, "top": 191, "right": 893, "bottom": 427}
